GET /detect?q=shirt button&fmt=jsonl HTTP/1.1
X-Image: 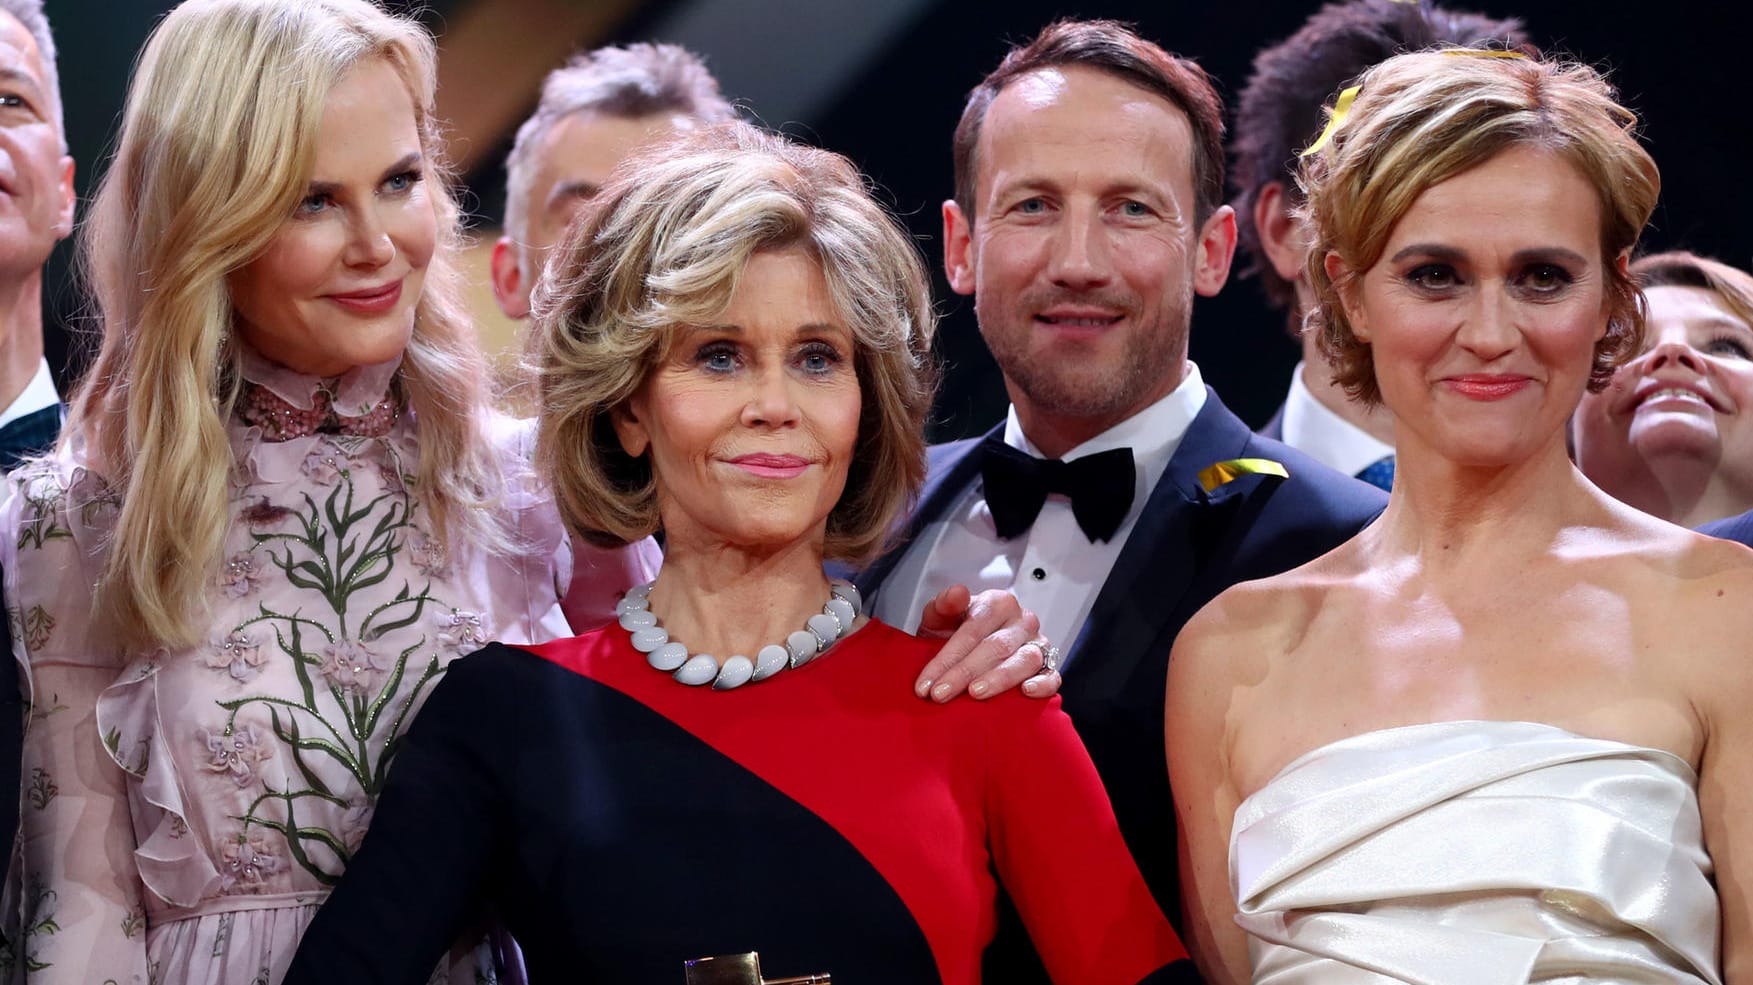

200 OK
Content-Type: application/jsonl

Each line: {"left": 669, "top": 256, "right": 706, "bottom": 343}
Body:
{"left": 1031, "top": 567, "right": 1046, "bottom": 581}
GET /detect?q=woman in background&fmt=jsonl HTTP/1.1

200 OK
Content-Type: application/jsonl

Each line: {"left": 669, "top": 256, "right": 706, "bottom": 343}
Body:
{"left": 1574, "top": 251, "right": 1753, "bottom": 528}
{"left": 1168, "top": 49, "right": 1749, "bottom": 982}
{"left": 0, "top": 1, "right": 656, "bottom": 980}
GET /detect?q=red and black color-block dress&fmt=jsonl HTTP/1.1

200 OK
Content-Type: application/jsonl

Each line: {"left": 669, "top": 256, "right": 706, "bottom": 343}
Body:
{"left": 284, "top": 620, "right": 1196, "bottom": 984}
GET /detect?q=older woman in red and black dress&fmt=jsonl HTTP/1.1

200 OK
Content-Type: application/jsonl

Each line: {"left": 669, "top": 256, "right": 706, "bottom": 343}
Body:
{"left": 284, "top": 122, "right": 1194, "bottom": 984}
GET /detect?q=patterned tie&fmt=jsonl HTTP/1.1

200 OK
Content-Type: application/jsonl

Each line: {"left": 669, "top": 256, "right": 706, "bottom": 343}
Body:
{"left": 1356, "top": 454, "right": 1395, "bottom": 491}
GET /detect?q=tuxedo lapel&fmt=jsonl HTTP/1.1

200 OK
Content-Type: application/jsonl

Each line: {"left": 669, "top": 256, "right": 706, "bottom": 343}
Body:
{"left": 854, "top": 426, "right": 996, "bottom": 599}
{"left": 1061, "top": 391, "right": 1272, "bottom": 689}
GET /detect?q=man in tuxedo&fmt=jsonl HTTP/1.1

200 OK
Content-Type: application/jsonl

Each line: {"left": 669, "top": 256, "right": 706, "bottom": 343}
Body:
{"left": 857, "top": 19, "right": 1385, "bottom": 953}
{"left": 490, "top": 43, "right": 735, "bottom": 321}
{"left": 1234, "top": 0, "right": 1526, "bottom": 489}
{"left": 0, "top": 0, "right": 73, "bottom": 473}
{"left": 0, "top": 0, "right": 73, "bottom": 918}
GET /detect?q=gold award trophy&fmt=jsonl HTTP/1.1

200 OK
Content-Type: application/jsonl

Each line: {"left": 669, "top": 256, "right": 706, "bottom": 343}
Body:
{"left": 684, "top": 952, "right": 830, "bottom": 984}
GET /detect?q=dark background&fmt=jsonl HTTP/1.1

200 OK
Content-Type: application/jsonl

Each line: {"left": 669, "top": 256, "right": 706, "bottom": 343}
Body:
{"left": 41, "top": 0, "right": 1753, "bottom": 440}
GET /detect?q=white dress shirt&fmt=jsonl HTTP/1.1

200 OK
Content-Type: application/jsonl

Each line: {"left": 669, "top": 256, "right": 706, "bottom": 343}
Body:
{"left": 1279, "top": 361, "right": 1392, "bottom": 478}
{"left": 874, "top": 363, "right": 1207, "bottom": 653}
{"left": 0, "top": 358, "right": 59, "bottom": 429}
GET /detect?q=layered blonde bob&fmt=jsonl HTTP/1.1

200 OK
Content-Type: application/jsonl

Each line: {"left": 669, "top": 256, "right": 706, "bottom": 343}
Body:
{"left": 532, "top": 122, "right": 937, "bottom": 565}
{"left": 1299, "top": 49, "right": 1661, "bottom": 405}
{"left": 70, "top": 0, "right": 507, "bottom": 651}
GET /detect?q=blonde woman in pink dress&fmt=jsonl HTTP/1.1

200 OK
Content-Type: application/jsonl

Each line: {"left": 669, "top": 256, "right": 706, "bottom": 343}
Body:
{"left": 0, "top": 2, "right": 662, "bottom": 981}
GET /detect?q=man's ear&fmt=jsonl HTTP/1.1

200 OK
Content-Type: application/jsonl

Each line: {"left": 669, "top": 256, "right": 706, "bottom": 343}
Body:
{"left": 611, "top": 396, "right": 650, "bottom": 459}
{"left": 1323, "top": 251, "right": 1368, "bottom": 342}
{"left": 1192, "top": 204, "right": 1238, "bottom": 298}
{"left": 490, "top": 236, "right": 531, "bottom": 320}
{"left": 52, "top": 156, "right": 74, "bottom": 240}
{"left": 942, "top": 200, "right": 976, "bottom": 297}
{"left": 1255, "top": 182, "right": 1308, "bottom": 284}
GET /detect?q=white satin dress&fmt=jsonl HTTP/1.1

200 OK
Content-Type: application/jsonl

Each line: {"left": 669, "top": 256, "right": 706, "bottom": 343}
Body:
{"left": 1229, "top": 720, "right": 1721, "bottom": 984}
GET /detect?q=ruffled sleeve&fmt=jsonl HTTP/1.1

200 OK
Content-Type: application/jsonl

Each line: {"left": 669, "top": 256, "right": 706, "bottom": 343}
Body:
{"left": 92, "top": 660, "right": 220, "bottom": 909}
{"left": 0, "top": 456, "right": 150, "bottom": 984}
{"left": 488, "top": 415, "right": 659, "bottom": 639}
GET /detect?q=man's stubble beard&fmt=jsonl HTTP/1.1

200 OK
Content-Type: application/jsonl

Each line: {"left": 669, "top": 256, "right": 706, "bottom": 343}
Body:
{"left": 977, "top": 288, "right": 1192, "bottom": 425}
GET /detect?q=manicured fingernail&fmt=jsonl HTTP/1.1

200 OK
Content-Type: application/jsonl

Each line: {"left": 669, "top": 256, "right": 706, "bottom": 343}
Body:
{"left": 931, "top": 682, "right": 954, "bottom": 702}
{"left": 916, "top": 679, "right": 933, "bottom": 698}
{"left": 969, "top": 681, "right": 990, "bottom": 699}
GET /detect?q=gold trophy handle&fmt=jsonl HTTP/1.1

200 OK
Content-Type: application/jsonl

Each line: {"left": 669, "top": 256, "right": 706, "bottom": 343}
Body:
{"left": 684, "top": 952, "right": 830, "bottom": 984}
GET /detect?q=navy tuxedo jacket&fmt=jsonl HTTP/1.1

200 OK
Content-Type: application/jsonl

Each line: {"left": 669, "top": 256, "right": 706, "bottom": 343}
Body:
{"left": 858, "top": 389, "right": 1384, "bottom": 951}
{"left": 1699, "top": 509, "right": 1753, "bottom": 548}
{"left": 0, "top": 403, "right": 62, "bottom": 475}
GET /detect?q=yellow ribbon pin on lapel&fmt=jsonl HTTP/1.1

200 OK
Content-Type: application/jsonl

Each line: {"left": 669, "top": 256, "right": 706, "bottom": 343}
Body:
{"left": 1198, "top": 458, "right": 1290, "bottom": 494}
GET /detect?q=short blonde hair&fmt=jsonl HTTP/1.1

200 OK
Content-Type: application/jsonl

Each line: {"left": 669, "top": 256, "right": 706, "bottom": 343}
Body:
{"left": 1299, "top": 49, "right": 1660, "bottom": 405}
{"left": 69, "top": 0, "right": 508, "bottom": 651}
{"left": 532, "top": 122, "right": 936, "bottom": 565}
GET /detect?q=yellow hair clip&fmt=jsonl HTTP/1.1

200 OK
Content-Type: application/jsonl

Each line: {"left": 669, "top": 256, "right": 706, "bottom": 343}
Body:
{"left": 1197, "top": 458, "right": 1290, "bottom": 494}
{"left": 1299, "top": 84, "right": 1360, "bottom": 158}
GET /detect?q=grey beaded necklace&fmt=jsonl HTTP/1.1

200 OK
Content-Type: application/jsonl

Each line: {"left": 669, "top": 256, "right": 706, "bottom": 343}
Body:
{"left": 615, "top": 579, "right": 863, "bottom": 690}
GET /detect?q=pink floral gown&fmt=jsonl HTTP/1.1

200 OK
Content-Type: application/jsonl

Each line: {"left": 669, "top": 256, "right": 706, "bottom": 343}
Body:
{"left": 0, "top": 353, "right": 658, "bottom": 984}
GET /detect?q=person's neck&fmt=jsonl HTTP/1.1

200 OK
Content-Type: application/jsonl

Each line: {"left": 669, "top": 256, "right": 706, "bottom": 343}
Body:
{"left": 1368, "top": 431, "right": 1596, "bottom": 572}
{"left": 1010, "top": 373, "right": 1180, "bottom": 460}
{"left": 645, "top": 527, "right": 834, "bottom": 658}
{"left": 1300, "top": 331, "right": 1394, "bottom": 446}
{"left": 1599, "top": 451, "right": 1751, "bottom": 529}
{"left": 0, "top": 271, "right": 46, "bottom": 415}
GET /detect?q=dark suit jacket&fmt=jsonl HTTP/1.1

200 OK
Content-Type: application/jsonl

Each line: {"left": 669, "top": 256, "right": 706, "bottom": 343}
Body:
{"left": 1699, "top": 509, "right": 1753, "bottom": 548}
{"left": 0, "top": 404, "right": 62, "bottom": 475}
{"left": 858, "top": 388, "right": 1385, "bottom": 971}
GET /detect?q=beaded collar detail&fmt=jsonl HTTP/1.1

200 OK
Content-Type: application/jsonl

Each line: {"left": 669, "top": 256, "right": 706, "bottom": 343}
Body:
{"left": 233, "top": 346, "right": 403, "bottom": 442}
{"left": 615, "top": 580, "right": 863, "bottom": 690}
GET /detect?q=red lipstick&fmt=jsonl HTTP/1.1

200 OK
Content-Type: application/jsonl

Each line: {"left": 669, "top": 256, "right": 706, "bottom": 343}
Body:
{"left": 1443, "top": 374, "right": 1531, "bottom": 401}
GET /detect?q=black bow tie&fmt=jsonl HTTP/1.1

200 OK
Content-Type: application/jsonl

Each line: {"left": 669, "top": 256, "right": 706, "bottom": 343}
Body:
{"left": 978, "top": 437, "right": 1137, "bottom": 543}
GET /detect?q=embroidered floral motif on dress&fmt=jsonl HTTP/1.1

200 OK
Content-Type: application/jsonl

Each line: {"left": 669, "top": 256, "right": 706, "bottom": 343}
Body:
{"left": 0, "top": 347, "right": 585, "bottom": 984}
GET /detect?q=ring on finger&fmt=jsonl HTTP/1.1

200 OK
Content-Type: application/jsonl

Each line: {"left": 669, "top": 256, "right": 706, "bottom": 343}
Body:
{"left": 1019, "top": 639, "right": 1060, "bottom": 676}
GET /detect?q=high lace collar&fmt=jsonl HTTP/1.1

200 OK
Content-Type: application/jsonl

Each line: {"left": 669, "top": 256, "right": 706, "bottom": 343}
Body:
{"left": 236, "top": 344, "right": 402, "bottom": 416}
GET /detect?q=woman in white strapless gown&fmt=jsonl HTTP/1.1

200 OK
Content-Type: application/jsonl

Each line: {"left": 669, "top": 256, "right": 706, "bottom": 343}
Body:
{"left": 1165, "top": 49, "right": 1753, "bottom": 985}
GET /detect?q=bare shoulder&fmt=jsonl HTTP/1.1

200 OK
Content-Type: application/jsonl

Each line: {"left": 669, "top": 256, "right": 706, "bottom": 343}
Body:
{"left": 1590, "top": 508, "right": 1753, "bottom": 700}
{"left": 1606, "top": 507, "right": 1753, "bottom": 610}
{"left": 1170, "top": 548, "right": 1362, "bottom": 707}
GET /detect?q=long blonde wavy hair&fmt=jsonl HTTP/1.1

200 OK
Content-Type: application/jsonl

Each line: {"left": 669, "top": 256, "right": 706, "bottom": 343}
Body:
{"left": 68, "top": 0, "right": 509, "bottom": 653}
